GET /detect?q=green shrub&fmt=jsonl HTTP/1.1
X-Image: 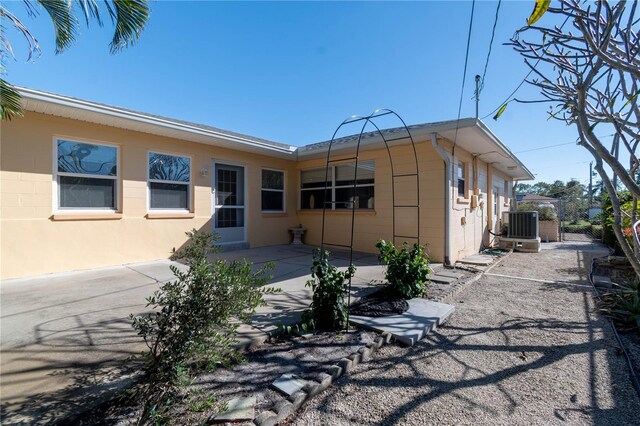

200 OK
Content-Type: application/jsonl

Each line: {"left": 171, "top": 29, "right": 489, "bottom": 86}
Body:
{"left": 562, "top": 222, "right": 593, "bottom": 234}
{"left": 518, "top": 202, "right": 558, "bottom": 221}
{"left": 130, "top": 230, "right": 276, "bottom": 419}
{"left": 592, "top": 225, "right": 603, "bottom": 239}
{"left": 302, "top": 249, "right": 356, "bottom": 331}
{"left": 600, "top": 279, "right": 640, "bottom": 331}
{"left": 376, "top": 240, "right": 430, "bottom": 299}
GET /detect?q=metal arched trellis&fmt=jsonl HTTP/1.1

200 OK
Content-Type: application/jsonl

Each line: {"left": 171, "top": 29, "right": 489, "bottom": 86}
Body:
{"left": 319, "top": 109, "right": 421, "bottom": 329}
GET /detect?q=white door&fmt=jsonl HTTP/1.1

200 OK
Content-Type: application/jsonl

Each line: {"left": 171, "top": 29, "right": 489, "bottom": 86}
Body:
{"left": 213, "top": 163, "right": 246, "bottom": 243}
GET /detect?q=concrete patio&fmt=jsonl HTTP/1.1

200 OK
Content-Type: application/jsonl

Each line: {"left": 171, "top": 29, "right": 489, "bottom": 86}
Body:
{"left": 0, "top": 244, "right": 383, "bottom": 424}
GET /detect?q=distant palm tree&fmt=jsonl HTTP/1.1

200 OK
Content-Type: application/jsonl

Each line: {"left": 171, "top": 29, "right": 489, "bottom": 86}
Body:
{"left": 1, "top": 0, "right": 149, "bottom": 120}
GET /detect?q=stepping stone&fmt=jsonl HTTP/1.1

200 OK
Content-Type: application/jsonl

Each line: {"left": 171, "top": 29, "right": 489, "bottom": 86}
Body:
{"left": 210, "top": 397, "right": 256, "bottom": 423}
{"left": 459, "top": 254, "right": 493, "bottom": 266}
{"left": 432, "top": 270, "right": 464, "bottom": 279}
{"left": 271, "top": 374, "right": 307, "bottom": 396}
{"left": 350, "top": 299, "right": 455, "bottom": 346}
{"left": 592, "top": 275, "right": 612, "bottom": 289}
{"left": 428, "top": 274, "right": 457, "bottom": 284}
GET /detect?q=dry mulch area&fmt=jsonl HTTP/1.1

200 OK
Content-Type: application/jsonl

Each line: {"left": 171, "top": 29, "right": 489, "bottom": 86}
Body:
{"left": 74, "top": 330, "right": 375, "bottom": 425}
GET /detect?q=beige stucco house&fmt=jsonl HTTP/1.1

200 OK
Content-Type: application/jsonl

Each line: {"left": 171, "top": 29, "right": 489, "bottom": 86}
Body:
{"left": 0, "top": 87, "right": 533, "bottom": 280}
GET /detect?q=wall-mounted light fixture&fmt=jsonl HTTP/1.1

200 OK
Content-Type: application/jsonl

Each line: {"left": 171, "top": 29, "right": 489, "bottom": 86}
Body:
{"left": 200, "top": 167, "right": 209, "bottom": 177}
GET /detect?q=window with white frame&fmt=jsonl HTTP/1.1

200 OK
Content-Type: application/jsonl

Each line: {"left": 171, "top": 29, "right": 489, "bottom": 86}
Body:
{"left": 56, "top": 139, "right": 118, "bottom": 210}
{"left": 261, "top": 169, "right": 285, "bottom": 212}
{"left": 457, "top": 161, "right": 467, "bottom": 197}
{"left": 148, "top": 152, "right": 191, "bottom": 210}
{"left": 300, "top": 161, "right": 374, "bottom": 210}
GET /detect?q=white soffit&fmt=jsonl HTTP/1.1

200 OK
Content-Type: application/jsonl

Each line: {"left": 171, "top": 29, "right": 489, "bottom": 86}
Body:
{"left": 436, "top": 125, "right": 533, "bottom": 181}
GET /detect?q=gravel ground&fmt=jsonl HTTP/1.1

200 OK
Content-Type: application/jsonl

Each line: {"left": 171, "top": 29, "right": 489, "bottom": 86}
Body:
{"left": 292, "top": 242, "right": 640, "bottom": 426}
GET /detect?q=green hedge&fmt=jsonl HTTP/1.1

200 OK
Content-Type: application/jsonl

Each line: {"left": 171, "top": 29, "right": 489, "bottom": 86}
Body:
{"left": 561, "top": 222, "right": 603, "bottom": 238}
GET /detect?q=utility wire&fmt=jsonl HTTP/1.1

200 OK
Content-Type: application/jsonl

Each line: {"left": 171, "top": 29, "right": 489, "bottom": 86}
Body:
{"left": 481, "top": 15, "right": 571, "bottom": 120}
{"left": 515, "top": 134, "right": 615, "bottom": 154}
{"left": 478, "top": 0, "right": 502, "bottom": 95}
{"left": 531, "top": 161, "right": 590, "bottom": 172}
{"left": 453, "top": 0, "right": 476, "bottom": 147}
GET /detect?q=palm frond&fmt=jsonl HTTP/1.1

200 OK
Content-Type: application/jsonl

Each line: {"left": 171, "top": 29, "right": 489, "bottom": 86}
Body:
{"left": 106, "top": 0, "right": 149, "bottom": 53}
{"left": 77, "top": 0, "right": 103, "bottom": 26}
{"left": 0, "top": 5, "right": 41, "bottom": 60}
{"left": 36, "top": 0, "right": 77, "bottom": 54}
{"left": 0, "top": 79, "right": 23, "bottom": 121}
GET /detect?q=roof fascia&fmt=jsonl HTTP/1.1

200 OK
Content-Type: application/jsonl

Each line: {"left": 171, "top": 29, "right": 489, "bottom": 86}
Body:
{"left": 18, "top": 87, "right": 297, "bottom": 156}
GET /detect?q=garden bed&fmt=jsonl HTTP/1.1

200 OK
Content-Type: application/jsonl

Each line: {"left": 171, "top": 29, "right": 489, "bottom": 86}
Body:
{"left": 591, "top": 256, "right": 640, "bottom": 395}
{"left": 73, "top": 330, "right": 376, "bottom": 425}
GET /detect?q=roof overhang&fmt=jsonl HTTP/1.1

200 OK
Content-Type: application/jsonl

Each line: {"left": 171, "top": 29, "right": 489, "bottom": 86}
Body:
{"left": 18, "top": 87, "right": 298, "bottom": 159}
{"left": 297, "top": 118, "right": 534, "bottom": 180}
{"left": 16, "top": 87, "right": 532, "bottom": 179}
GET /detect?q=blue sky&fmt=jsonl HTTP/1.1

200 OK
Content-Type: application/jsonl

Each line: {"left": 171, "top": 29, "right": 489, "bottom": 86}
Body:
{"left": 3, "top": 1, "right": 599, "bottom": 186}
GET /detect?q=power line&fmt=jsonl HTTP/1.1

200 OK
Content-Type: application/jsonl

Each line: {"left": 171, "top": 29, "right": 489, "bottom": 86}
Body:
{"left": 532, "top": 161, "right": 590, "bottom": 172}
{"left": 453, "top": 0, "right": 476, "bottom": 146}
{"left": 478, "top": 0, "right": 502, "bottom": 95}
{"left": 515, "top": 134, "right": 614, "bottom": 153}
{"left": 481, "top": 15, "right": 571, "bottom": 120}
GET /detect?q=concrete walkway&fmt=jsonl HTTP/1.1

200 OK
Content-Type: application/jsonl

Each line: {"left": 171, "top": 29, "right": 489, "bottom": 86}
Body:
{"left": 293, "top": 241, "right": 640, "bottom": 425}
{"left": 0, "top": 245, "right": 382, "bottom": 425}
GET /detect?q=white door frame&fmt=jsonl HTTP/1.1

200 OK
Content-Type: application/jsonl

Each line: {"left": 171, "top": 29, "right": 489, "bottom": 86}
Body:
{"left": 492, "top": 186, "right": 500, "bottom": 234}
{"left": 212, "top": 160, "right": 248, "bottom": 244}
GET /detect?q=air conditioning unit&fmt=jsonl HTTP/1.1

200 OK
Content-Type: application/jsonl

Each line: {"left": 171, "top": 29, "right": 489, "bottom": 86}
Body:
{"left": 503, "top": 211, "right": 539, "bottom": 239}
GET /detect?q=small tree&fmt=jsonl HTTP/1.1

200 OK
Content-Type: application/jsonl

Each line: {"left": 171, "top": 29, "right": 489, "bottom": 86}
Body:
{"left": 509, "top": 0, "right": 640, "bottom": 277}
{"left": 302, "top": 249, "right": 356, "bottom": 331}
{"left": 131, "top": 230, "right": 276, "bottom": 421}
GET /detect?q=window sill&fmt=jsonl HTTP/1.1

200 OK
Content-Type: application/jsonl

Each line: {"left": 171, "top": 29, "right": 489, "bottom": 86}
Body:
{"left": 457, "top": 197, "right": 470, "bottom": 204}
{"left": 145, "top": 213, "right": 195, "bottom": 219}
{"left": 52, "top": 213, "right": 123, "bottom": 221}
{"left": 297, "top": 209, "right": 376, "bottom": 216}
{"left": 261, "top": 212, "right": 288, "bottom": 218}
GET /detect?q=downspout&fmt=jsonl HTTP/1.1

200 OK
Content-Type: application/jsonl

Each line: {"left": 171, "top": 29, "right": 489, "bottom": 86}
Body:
{"left": 431, "top": 132, "right": 452, "bottom": 266}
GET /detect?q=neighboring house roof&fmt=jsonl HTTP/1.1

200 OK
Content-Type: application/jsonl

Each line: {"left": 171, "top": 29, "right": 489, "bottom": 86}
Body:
{"left": 521, "top": 194, "right": 558, "bottom": 202}
{"left": 17, "top": 87, "right": 534, "bottom": 179}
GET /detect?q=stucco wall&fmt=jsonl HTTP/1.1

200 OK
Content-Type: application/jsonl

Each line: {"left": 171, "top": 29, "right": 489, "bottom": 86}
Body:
{"left": 1, "top": 112, "right": 299, "bottom": 279}
{"left": 295, "top": 143, "right": 446, "bottom": 262}
{"left": 1, "top": 112, "right": 518, "bottom": 279}
{"left": 295, "top": 138, "right": 514, "bottom": 263}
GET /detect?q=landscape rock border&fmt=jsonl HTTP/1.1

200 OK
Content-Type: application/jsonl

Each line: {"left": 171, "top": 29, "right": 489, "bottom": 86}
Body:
{"left": 252, "top": 250, "right": 512, "bottom": 425}
{"left": 253, "top": 332, "right": 392, "bottom": 426}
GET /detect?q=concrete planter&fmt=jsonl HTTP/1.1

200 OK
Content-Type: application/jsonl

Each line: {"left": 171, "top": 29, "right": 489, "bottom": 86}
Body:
{"left": 539, "top": 219, "right": 559, "bottom": 242}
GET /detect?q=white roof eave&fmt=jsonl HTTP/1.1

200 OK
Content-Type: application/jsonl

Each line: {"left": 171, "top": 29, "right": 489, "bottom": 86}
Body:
{"left": 19, "top": 87, "right": 298, "bottom": 159}
{"left": 297, "top": 119, "right": 534, "bottom": 180}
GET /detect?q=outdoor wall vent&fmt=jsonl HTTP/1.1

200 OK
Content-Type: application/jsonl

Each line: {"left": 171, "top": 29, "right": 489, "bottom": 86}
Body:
{"left": 504, "top": 211, "right": 539, "bottom": 239}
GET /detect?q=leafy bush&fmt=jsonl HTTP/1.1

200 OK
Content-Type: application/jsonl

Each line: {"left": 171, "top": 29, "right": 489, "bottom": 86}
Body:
{"left": 563, "top": 222, "right": 593, "bottom": 234}
{"left": 376, "top": 240, "right": 430, "bottom": 299}
{"left": 518, "top": 202, "right": 558, "bottom": 221}
{"left": 592, "top": 225, "right": 603, "bottom": 239}
{"left": 302, "top": 249, "right": 356, "bottom": 331}
{"left": 601, "top": 191, "right": 640, "bottom": 252}
{"left": 130, "top": 230, "right": 275, "bottom": 419}
{"left": 600, "top": 279, "right": 640, "bottom": 331}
